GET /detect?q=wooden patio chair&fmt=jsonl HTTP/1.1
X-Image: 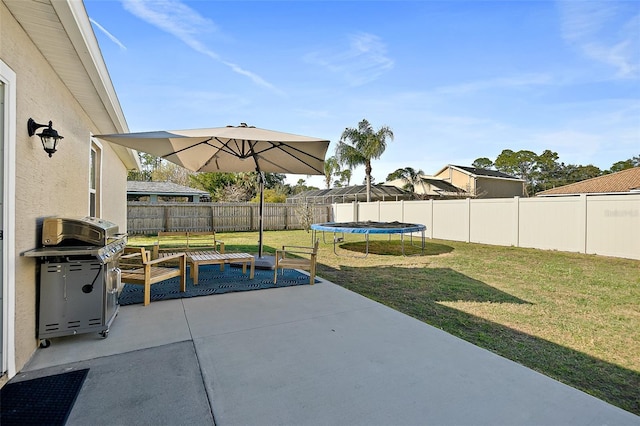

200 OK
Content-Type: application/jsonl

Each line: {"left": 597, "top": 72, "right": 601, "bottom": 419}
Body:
{"left": 274, "top": 240, "right": 319, "bottom": 285}
{"left": 119, "top": 247, "right": 186, "bottom": 306}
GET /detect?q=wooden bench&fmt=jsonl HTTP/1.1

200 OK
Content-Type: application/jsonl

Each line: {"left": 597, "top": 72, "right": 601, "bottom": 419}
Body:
{"left": 151, "top": 231, "right": 224, "bottom": 259}
{"left": 119, "top": 247, "right": 187, "bottom": 306}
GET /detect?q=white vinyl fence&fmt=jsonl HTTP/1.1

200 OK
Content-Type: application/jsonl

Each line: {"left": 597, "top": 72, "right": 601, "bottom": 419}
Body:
{"left": 332, "top": 194, "right": 640, "bottom": 260}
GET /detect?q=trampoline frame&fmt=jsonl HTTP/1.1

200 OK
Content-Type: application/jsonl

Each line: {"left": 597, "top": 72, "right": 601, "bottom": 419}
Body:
{"left": 311, "top": 221, "right": 426, "bottom": 257}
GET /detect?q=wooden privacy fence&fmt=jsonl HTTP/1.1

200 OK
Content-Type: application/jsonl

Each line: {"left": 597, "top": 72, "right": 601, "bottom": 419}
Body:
{"left": 127, "top": 202, "right": 333, "bottom": 235}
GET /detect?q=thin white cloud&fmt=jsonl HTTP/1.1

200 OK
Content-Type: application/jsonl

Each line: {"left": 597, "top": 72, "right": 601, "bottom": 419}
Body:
{"left": 90, "top": 18, "right": 127, "bottom": 50}
{"left": 557, "top": 0, "right": 640, "bottom": 79}
{"left": 305, "top": 32, "right": 394, "bottom": 86}
{"left": 120, "top": 0, "right": 283, "bottom": 95}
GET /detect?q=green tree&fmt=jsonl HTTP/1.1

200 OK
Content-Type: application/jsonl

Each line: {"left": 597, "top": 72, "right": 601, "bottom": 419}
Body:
{"left": 564, "top": 164, "right": 602, "bottom": 183}
{"left": 494, "top": 149, "right": 539, "bottom": 196}
{"left": 128, "top": 152, "right": 162, "bottom": 181}
{"left": 323, "top": 156, "right": 341, "bottom": 189}
{"left": 386, "top": 167, "right": 425, "bottom": 197}
{"left": 151, "top": 162, "right": 193, "bottom": 186}
{"left": 335, "top": 119, "right": 394, "bottom": 202}
{"left": 250, "top": 187, "right": 287, "bottom": 203}
{"left": 472, "top": 157, "right": 494, "bottom": 169}
{"left": 609, "top": 155, "right": 639, "bottom": 173}
{"left": 190, "top": 172, "right": 237, "bottom": 201}
{"left": 291, "top": 179, "right": 318, "bottom": 195}
{"left": 337, "top": 169, "right": 352, "bottom": 187}
{"left": 533, "top": 150, "right": 562, "bottom": 192}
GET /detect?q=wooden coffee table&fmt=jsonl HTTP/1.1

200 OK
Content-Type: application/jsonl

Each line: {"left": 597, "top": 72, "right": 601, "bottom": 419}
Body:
{"left": 187, "top": 252, "right": 255, "bottom": 284}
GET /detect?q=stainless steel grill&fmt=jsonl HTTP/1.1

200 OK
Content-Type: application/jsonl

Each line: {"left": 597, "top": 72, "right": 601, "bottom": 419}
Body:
{"left": 23, "top": 216, "right": 127, "bottom": 347}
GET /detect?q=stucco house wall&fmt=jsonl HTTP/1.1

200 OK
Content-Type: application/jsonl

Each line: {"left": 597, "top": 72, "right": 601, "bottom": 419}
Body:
{"left": 475, "top": 177, "right": 525, "bottom": 198}
{"left": 434, "top": 167, "right": 477, "bottom": 194}
{"left": 1, "top": 0, "right": 138, "bottom": 383}
{"left": 434, "top": 165, "right": 524, "bottom": 198}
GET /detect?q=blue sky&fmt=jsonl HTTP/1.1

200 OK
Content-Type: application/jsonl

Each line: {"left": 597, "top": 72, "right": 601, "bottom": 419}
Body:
{"left": 85, "top": 0, "right": 640, "bottom": 187}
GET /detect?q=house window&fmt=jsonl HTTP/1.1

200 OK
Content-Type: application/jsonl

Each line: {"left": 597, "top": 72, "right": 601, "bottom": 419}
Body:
{"left": 89, "top": 140, "right": 102, "bottom": 217}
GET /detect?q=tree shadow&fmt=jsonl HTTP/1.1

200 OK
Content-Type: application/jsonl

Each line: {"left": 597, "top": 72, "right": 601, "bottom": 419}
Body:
{"left": 317, "top": 264, "right": 639, "bottom": 415}
{"left": 338, "top": 240, "right": 454, "bottom": 256}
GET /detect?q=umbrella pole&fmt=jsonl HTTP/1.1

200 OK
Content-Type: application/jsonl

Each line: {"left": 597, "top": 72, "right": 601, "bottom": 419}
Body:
{"left": 258, "top": 172, "right": 265, "bottom": 258}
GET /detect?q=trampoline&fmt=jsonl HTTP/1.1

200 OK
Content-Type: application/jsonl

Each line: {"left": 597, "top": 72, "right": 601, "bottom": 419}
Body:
{"left": 311, "top": 221, "right": 426, "bottom": 257}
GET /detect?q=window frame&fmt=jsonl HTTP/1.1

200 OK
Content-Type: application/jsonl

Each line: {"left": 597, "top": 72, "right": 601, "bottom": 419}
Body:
{"left": 89, "top": 138, "right": 103, "bottom": 218}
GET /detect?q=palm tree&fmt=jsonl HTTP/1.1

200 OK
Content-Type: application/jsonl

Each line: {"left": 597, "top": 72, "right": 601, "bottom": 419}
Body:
{"left": 323, "top": 156, "right": 340, "bottom": 189}
{"left": 338, "top": 169, "right": 352, "bottom": 187}
{"left": 386, "top": 167, "right": 425, "bottom": 197}
{"left": 335, "top": 119, "right": 394, "bottom": 202}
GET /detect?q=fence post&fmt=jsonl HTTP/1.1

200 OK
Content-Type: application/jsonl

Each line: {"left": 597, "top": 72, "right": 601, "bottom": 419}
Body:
{"left": 429, "top": 199, "right": 434, "bottom": 239}
{"left": 580, "top": 194, "right": 588, "bottom": 254}
{"left": 466, "top": 198, "right": 471, "bottom": 243}
{"left": 163, "top": 206, "right": 169, "bottom": 231}
{"left": 210, "top": 206, "right": 215, "bottom": 232}
{"left": 513, "top": 196, "right": 520, "bottom": 248}
{"left": 284, "top": 204, "right": 288, "bottom": 230}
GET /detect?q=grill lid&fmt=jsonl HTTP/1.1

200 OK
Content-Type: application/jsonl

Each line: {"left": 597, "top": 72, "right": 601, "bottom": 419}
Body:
{"left": 42, "top": 216, "right": 120, "bottom": 246}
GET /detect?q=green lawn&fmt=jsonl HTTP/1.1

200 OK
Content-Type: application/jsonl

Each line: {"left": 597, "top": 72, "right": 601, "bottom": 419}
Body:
{"left": 128, "top": 230, "right": 640, "bottom": 415}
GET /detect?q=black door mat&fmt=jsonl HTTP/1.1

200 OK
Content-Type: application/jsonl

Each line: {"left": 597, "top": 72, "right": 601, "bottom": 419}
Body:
{"left": 1, "top": 368, "right": 89, "bottom": 426}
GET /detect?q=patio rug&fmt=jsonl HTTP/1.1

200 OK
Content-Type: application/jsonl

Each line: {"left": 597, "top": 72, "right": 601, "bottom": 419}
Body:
{"left": 0, "top": 368, "right": 89, "bottom": 426}
{"left": 118, "top": 264, "right": 318, "bottom": 306}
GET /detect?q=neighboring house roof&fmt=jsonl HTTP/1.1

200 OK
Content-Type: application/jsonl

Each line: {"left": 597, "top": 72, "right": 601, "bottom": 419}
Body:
{"left": 386, "top": 176, "right": 467, "bottom": 196}
{"left": 436, "top": 165, "right": 523, "bottom": 181}
{"left": 420, "top": 178, "right": 467, "bottom": 195}
{"left": 4, "top": 0, "right": 140, "bottom": 170}
{"left": 127, "top": 181, "right": 209, "bottom": 197}
{"left": 536, "top": 167, "right": 640, "bottom": 196}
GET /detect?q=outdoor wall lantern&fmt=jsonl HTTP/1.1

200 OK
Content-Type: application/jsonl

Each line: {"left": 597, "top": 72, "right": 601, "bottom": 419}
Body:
{"left": 28, "top": 118, "right": 64, "bottom": 157}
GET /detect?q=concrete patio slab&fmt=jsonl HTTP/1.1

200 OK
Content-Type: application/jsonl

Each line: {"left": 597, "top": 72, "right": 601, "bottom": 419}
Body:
{"left": 15, "top": 342, "right": 213, "bottom": 425}
{"left": 25, "top": 298, "right": 191, "bottom": 371}
{"left": 15, "top": 277, "right": 639, "bottom": 426}
{"left": 193, "top": 282, "right": 638, "bottom": 426}
{"left": 182, "top": 277, "right": 373, "bottom": 339}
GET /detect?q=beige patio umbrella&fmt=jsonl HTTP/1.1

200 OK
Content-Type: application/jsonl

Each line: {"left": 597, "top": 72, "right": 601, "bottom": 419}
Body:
{"left": 96, "top": 123, "right": 330, "bottom": 265}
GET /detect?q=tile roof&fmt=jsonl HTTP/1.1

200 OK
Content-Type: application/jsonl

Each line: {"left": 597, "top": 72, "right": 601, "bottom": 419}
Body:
{"left": 536, "top": 167, "right": 640, "bottom": 195}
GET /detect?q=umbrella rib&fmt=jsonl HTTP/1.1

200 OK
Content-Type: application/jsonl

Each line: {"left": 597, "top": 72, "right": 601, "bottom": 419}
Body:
{"left": 252, "top": 141, "right": 325, "bottom": 174}
{"left": 160, "top": 138, "right": 213, "bottom": 158}
{"left": 172, "top": 136, "right": 326, "bottom": 175}
{"left": 210, "top": 137, "right": 249, "bottom": 157}
{"left": 197, "top": 137, "right": 248, "bottom": 171}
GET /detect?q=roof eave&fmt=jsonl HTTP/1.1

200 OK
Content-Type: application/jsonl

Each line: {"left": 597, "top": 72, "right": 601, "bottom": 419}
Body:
{"left": 54, "top": 1, "right": 141, "bottom": 170}
{"left": 7, "top": 0, "right": 140, "bottom": 170}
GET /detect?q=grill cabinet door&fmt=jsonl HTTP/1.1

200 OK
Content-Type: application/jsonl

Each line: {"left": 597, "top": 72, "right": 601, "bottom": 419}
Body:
{"left": 38, "top": 261, "right": 105, "bottom": 339}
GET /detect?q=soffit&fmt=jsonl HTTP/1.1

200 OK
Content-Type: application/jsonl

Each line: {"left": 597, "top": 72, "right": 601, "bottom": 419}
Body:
{"left": 3, "top": 0, "right": 139, "bottom": 169}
